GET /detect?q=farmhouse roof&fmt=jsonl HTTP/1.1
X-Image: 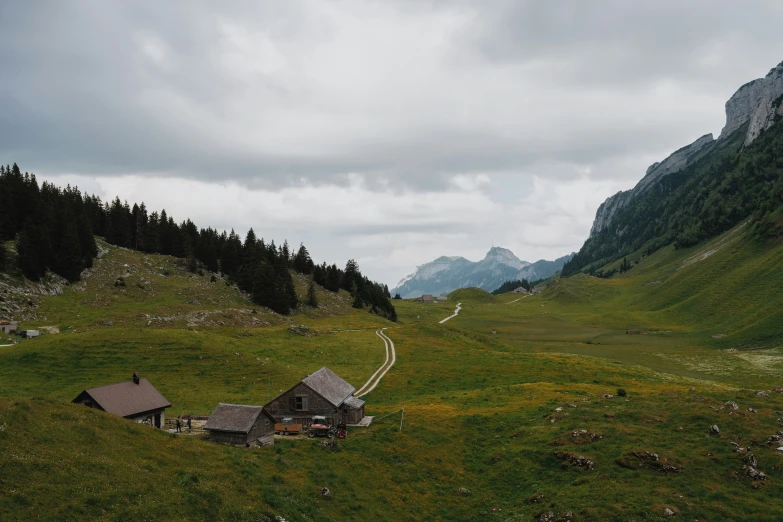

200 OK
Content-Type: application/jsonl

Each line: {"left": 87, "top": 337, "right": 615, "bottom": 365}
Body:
{"left": 0, "top": 320, "right": 15, "bottom": 325}
{"left": 302, "top": 367, "right": 356, "bottom": 407}
{"left": 204, "top": 404, "right": 266, "bottom": 433}
{"left": 75, "top": 378, "right": 171, "bottom": 418}
{"left": 343, "top": 396, "right": 365, "bottom": 409}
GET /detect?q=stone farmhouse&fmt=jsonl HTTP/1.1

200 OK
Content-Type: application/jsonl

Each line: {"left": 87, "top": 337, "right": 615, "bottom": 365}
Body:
{"left": 0, "top": 320, "right": 18, "bottom": 334}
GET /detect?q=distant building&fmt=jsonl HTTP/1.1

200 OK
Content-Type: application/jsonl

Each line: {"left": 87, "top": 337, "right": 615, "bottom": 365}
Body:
{"left": 204, "top": 404, "right": 276, "bottom": 446}
{"left": 264, "top": 367, "right": 366, "bottom": 426}
{"left": 420, "top": 294, "right": 434, "bottom": 303}
{"left": 0, "top": 320, "right": 17, "bottom": 334}
{"left": 437, "top": 294, "right": 448, "bottom": 301}
{"left": 72, "top": 373, "right": 171, "bottom": 428}
{"left": 512, "top": 287, "right": 528, "bottom": 294}
{"left": 531, "top": 288, "right": 542, "bottom": 294}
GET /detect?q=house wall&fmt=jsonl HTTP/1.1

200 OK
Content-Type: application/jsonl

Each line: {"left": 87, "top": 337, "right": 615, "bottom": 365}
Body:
{"left": 343, "top": 404, "right": 364, "bottom": 424}
{"left": 1, "top": 324, "right": 18, "bottom": 334}
{"left": 265, "top": 382, "right": 343, "bottom": 426}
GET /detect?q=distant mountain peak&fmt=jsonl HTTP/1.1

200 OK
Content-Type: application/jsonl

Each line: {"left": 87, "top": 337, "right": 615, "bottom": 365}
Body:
{"left": 391, "top": 248, "right": 573, "bottom": 298}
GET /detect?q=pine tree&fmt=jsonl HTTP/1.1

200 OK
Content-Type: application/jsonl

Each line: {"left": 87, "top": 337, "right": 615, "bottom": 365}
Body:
{"left": 55, "top": 222, "right": 84, "bottom": 282}
{"left": 342, "top": 259, "right": 360, "bottom": 291}
{"left": 0, "top": 241, "right": 6, "bottom": 272}
{"left": 307, "top": 278, "right": 318, "bottom": 308}
{"left": 17, "top": 218, "right": 50, "bottom": 281}
{"left": 351, "top": 282, "right": 363, "bottom": 309}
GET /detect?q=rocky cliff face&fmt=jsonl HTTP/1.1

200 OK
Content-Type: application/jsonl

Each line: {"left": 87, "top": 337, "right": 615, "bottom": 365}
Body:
{"left": 391, "top": 247, "right": 572, "bottom": 298}
{"left": 720, "top": 61, "right": 783, "bottom": 145}
{"left": 590, "top": 133, "right": 714, "bottom": 237}
{"left": 590, "top": 60, "right": 783, "bottom": 239}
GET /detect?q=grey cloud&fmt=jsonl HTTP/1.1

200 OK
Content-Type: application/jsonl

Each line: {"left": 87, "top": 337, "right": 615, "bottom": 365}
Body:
{"left": 1, "top": 1, "right": 782, "bottom": 191}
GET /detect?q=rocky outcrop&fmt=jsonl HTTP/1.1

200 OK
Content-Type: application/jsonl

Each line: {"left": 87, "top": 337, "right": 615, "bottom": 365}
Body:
{"left": 720, "top": 61, "right": 783, "bottom": 145}
{"left": 589, "top": 133, "right": 714, "bottom": 237}
{"left": 589, "top": 60, "right": 783, "bottom": 239}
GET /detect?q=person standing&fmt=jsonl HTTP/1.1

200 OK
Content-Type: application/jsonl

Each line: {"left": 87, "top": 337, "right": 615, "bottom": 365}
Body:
{"left": 176, "top": 417, "right": 182, "bottom": 433}
{"left": 187, "top": 416, "right": 192, "bottom": 430}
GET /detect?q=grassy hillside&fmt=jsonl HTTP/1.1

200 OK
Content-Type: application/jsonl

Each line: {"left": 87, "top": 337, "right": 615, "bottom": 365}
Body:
{"left": 2, "top": 233, "right": 783, "bottom": 520}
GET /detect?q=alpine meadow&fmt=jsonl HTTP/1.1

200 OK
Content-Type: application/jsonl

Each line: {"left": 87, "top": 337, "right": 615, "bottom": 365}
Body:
{"left": 2, "top": 4, "right": 783, "bottom": 522}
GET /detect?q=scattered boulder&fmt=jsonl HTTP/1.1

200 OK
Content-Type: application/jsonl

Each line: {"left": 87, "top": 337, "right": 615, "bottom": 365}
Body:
{"left": 320, "top": 487, "right": 331, "bottom": 497}
{"left": 527, "top": 492, "right": 545, "bottom": 504}
{"left": 774, "top": 387, "right": 783, "bottom": 393}
{"left": 616, "top": 450, "right": 683, "bottom": 473}
{"left": 748, "top": 408, "right": 756, "bottom": 413}
{"left": 489, "top": 506, "right": 501, "bottom": 513}
{"left": 457, "top": 487, "right": 470, "bottom": 495}
{"left": 757, "top": 391, "right": 770, "bottom": 398}
{"left": 766, "top": 431, "right": 783, "bottom": 445}
{"left": 744, "top": 453, "right": 758, "bottom": 468}
{"left": 539, "top": 511, "right": 555, "bottom": 522}
{"left": 601, "top": 394, "right": 614, "bottom": 399}
{"left": 604, "top": 413, "right": 616, "bottom": 419}
{"left": 555, "top": 451, "right": 595, "bottom": 470}
{"left": 725, "top": 401, "right": 739, "bottom": 410}
{"left": 571, "top": 429, "right": 604, "bottom": 444}
{"left": 745, "top": 467, "right": 767, "bottom": 481}
{"left": 688, "top": 387, "right": 697, "bottom": 392}
{"left": 710, "top": 425, "right": 720, "bottom": 435}
{"left": 664, "top": 507, "right": 676, "bottom": 516}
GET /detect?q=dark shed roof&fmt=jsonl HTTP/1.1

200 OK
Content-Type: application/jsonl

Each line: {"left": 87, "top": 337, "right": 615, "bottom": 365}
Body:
{"left": 204, "top": 404, "right": 268, "bottom": 433}
{"left": 74, "top": 378, "right": 171, "bottom": 418}
{"left": 302, "top": 367, "right": 356, "bottom": 407}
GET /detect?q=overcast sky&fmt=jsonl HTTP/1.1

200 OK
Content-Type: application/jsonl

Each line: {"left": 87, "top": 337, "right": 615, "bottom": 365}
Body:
{"left": 1, "top": 1, "right": 782, "bottom": 286}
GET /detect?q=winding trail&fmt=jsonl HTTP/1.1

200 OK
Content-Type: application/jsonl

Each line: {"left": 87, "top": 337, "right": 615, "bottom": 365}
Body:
{"left": 507, "top": 294, "right": 531, "bottom": 304}
{"left": 354, "top": 328, "right": 396, "bottom": 398}
{"left": 439, "top": 303, "right": 462, "bottom": 324}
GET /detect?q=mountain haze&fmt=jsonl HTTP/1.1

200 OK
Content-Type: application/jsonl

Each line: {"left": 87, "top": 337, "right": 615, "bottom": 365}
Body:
{"left": 392, "top": 247, "right": 573, "bottom": 298}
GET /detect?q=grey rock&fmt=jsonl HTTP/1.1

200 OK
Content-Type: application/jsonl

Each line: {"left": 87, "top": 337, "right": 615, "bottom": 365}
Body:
{"left": 710, "top": 425, "right": 720, "bottom": 435}
{"left": 725, "top": 401, "right": 739, "bottom": 410}
{"left": 589, "top": 133, "right": 714, "bottom": 237}
{"left": 746, "top": 467, "right": 767, "bottom": 481}
{"left": 720, "top": 61, "right": 783, "bottom": 145}
{"left": 539, "top": 512, "right": 555, "bottom": 522}
{"left": 457, "top": 487, "right": 470, "bottom": 495}
{"left": 664, "top": 507, "right": 676, "bottom": 516}
{"left": 757, "top": 391, "right": 770, "bottom": 398}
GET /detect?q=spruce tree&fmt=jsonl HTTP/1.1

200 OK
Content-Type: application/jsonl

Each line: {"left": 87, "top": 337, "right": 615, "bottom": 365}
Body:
{"left": 307, "top": 278, "right": 318, "bottom": 308}
{"left": 55, "top": 222, "right": 84, "bottom": 282}
{"left": 0, "top": 241, "right": 6, "bottom": 272}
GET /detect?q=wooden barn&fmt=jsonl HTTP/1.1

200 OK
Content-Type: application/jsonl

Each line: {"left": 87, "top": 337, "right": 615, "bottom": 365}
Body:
{"left": 72, "top": 373, "right": 171, "bottom": 428}
{"left": 204, "top": 404, "right": 275, "bottom": 446}
{"left": 265, "top": 367, "right": 366, "bottom": 427}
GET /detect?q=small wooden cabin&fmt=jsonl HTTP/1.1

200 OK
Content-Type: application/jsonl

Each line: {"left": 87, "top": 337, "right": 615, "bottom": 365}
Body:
{"left": 204, "top": 404, "right": 275, "bottom": 446}
{"left": 72, "top": 373, "right": 171, "bottom": 428}
{"left": 265, "top": 367, "right": 365, "bottom": 426}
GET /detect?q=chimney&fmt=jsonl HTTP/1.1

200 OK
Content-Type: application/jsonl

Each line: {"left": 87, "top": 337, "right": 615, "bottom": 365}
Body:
{"left": 132, "top": 372, "right": 140, "bottom": 385}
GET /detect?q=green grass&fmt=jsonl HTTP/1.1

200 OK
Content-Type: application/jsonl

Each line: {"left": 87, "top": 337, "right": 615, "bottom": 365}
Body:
{"left": 2, "top": 228, "right": 783, "bottom": 520}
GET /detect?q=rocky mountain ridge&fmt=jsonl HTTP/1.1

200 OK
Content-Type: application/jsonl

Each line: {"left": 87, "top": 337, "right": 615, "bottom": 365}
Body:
{"left": 391, "top": 247, "right": 572, "bottom": 298}
{"left": 590, "top": 60, "right": 783, "bottom": 238}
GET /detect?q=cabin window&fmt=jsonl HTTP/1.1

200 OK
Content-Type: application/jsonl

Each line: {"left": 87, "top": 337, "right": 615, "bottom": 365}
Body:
{"left": 264, "top": 418, "right": 270, "bottom": 426}
{"left": 291, "top": 396, "right": 309, "bottom": 411}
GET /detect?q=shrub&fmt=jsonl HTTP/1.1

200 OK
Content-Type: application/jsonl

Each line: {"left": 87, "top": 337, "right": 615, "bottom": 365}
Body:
{"left": 617, "top": 388, "right": 627, "bottom": 397}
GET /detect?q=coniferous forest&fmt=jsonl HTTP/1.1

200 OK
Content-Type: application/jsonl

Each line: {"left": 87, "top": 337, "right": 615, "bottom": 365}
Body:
{"left": 0, "top": 163, "right": 396, "bottom": 320}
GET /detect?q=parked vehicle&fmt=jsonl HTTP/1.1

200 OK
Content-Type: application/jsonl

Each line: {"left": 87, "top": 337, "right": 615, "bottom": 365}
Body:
{"left": 19, "top": 330, "right": 40, "bottom": 339}
{"left": 274, "top": 417, "right": 303, "bottom": 435}
{"left": 307, "top": 415, "right": 336, "bottom": 438}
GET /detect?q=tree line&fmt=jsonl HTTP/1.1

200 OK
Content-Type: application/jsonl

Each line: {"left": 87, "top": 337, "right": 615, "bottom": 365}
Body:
{"left": 491, "top": 279, "right": 532, "bottom": 295}
{"left": 0, "top": 163, "right": 396, "bottom": 320}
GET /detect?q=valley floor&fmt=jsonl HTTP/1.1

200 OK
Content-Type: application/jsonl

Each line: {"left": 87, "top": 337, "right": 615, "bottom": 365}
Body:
{"left": 2, "top": 231, "right": 783, "bottom": 521}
